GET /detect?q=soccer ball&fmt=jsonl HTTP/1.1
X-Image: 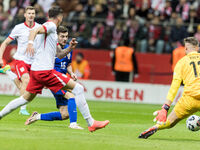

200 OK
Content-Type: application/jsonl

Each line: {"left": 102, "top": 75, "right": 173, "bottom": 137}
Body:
{"left": 186, "top": 115, "right": 200, "bottom": 131}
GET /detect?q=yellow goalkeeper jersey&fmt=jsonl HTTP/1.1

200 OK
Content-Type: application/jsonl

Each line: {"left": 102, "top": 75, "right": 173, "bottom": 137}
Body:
{"left": 167, "top": 51, "right": 200, "bottom": 101}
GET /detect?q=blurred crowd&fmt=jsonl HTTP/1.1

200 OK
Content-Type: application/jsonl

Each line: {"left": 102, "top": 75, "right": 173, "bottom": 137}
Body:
{"left": 1, "top": 0, "right": 200, "bottom": 53}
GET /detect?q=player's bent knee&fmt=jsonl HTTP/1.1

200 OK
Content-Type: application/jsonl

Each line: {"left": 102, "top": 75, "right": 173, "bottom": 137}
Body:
{"left": 60, "top": 111, "right": 69, "bottom": 120}
{"left": 59, "top": 106, "right": 69, "bottom": 120}
{"left": 23, "top": 91, "right": 36, "bottom": 102}
{"left": 64, "top": 92, "right": 75, "bottom": 99}
{"left": 72, "top": 83, "right": 84, "bottom": 95}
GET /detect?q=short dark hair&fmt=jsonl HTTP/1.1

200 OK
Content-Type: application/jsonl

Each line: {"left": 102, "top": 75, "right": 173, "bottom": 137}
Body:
{"left": 25, "top": 6, "right": 35, "bottom": 12}
{"left": 57, "top": 25, "right": 68, "bottom": 34}
{"left": 184, "top": 37, "right": 199, "bottom": 46}
{"left": 48, "top": 6, "right": 63, "bottom": 18}
{"left": 76, "top": 52, "right": 84, "bottom": 58}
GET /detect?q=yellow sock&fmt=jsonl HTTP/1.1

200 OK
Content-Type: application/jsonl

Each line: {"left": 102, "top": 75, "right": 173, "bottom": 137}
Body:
{"left": 155, "top": 120, "right": 171, "bottom": 130}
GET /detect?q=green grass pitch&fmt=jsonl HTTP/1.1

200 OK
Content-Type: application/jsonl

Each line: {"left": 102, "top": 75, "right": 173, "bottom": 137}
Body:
{"left": 0, "top": 95, "right": 200, "bottom": 150}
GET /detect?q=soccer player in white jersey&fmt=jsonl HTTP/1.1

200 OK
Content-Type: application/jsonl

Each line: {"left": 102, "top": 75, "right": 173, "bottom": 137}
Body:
{"left": 0, "top": 6, "right": 109, "bottom": 132}
{"left": 0, "top": 6, "right": 41, "bottom": 115}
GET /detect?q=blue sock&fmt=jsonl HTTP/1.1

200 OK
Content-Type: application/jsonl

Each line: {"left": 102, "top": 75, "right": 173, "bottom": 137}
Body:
{"left": 41, "top": 112, "right": 62, "bottom": 121}
{"left": 68, "top": 98, "right": 77, "bottom": 123}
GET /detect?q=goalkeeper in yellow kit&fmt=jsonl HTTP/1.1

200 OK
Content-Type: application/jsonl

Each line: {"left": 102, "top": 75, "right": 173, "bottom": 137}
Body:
{"left": 139, "top": 37, "right": 200, "bottom": 139}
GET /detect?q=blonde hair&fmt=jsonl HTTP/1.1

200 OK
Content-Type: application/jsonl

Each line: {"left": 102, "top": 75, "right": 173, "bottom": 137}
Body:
{"left": 25, "top": 6, "right": 35, "bottom": 12}
{"left": 184, "top": 37, "right": 199, "bottom": 46}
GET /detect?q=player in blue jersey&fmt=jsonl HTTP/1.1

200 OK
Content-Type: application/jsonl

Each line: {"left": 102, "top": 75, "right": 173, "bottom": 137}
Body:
{"left": 25, "top": 26, "right": 83, "bottom": 129}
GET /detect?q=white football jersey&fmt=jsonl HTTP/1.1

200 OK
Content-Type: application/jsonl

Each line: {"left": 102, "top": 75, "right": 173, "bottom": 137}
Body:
{"left": 31, "top": 21, "right": 58, "bottom": 71}
{"left": 9, "top": 22, "right": 41, "bottom": 64}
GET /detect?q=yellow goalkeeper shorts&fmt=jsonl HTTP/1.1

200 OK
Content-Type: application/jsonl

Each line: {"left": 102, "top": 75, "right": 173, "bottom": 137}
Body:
{"left": 174, "top": 93, "right": 200, "bottom": 119}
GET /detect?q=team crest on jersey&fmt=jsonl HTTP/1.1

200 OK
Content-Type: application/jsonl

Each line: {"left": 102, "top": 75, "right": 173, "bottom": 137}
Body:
{"left": 20, "top": 67, "right": 25, "bottom": 72}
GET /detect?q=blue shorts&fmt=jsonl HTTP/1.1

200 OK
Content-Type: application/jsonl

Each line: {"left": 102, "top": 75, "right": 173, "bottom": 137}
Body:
{"left": 51, "top": 90, "right": 68, "bottom": 108}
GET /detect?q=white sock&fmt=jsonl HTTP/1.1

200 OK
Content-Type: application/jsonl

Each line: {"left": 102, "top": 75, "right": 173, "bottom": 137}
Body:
{"left": 20, "top": 105, "right": 27, "bottom": 110}
{"left": 36, "top": 114, "right": 41, "bottom": 120}
{"left": 70, "top": 122, "right": 77, "bottom": 125}
{"left": 6, "top": 70, "right": 17, "bottom": 81}
{"left": 0, "top": 96, "right": 28, "bottom": 118}
{"left": 72, "top": 83, "right": 94, "bottom": 126}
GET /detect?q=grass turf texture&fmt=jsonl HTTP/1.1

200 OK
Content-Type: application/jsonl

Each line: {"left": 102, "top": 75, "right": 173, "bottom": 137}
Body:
{"left": 0, "top": 95, "right": 200, "bottom": 150}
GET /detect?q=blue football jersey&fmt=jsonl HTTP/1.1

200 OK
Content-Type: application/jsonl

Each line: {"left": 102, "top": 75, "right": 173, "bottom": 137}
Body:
{"left": 54, "top": 44, "right": 73, "bottom": 74}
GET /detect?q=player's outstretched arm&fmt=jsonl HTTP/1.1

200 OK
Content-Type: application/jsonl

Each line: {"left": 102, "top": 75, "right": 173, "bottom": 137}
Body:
{"left": 25, "top": 26, "right": 46, "bottom": 57}
{"left": 56, "top": 38, "right": 78, "bottom": 59}
{"left": 0, "top": 37, "right": 13, "bottom": 66}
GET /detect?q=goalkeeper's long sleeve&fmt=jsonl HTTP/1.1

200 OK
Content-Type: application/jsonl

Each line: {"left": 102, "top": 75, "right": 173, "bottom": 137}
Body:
{"left": 166, "top": 78, "right": 182, "bottom": 102}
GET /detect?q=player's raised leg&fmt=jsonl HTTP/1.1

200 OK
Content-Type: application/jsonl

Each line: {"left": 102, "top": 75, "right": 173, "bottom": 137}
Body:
{"left": 62, "top": 79, "right": 110, "bottom": 132}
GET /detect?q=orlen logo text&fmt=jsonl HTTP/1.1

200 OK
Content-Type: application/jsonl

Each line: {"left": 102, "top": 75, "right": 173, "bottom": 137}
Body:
{"left": 93, "top": 87, "right": 143, "bottom": 101}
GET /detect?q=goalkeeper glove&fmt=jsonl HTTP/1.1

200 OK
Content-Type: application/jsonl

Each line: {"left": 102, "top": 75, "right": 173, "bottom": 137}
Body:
{"left": 153, "top": 104, "right": 170, "bottom": 124}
